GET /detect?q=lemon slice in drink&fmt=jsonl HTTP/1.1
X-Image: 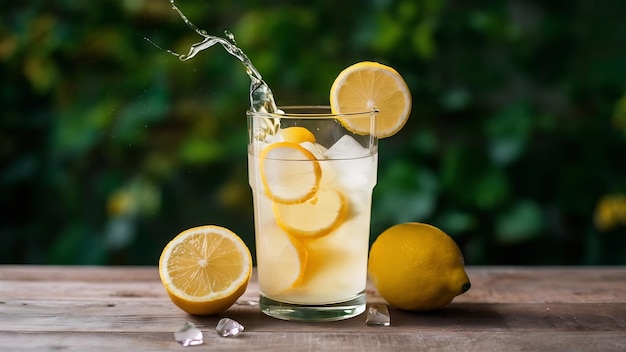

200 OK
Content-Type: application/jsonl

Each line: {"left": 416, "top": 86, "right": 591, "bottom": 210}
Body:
{"left": 330, "top": 61, "right": 412, "bottom": 138}
{"left": 274, "top": 188, "right": 349, "bottom": 240}
{"left": 258, "top": 228, "right": 308, "bottom": 295}
{"left": 159, "top": 225, "right": 252, "bottom": 315}
{"left": 260, "top": 141, "right": 322, "bottom": 204}
{"left": 278, "top": 126, "right": 317, "bottom": 143}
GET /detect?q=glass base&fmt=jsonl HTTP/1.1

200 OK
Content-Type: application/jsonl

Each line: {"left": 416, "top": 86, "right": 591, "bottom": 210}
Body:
{"left": 259, "top": 292, "right": 366, "bottom": 322}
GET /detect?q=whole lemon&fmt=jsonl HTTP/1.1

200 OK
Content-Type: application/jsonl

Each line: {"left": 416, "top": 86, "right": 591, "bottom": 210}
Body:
{"left": 368, "top": 222, "right": 471, "bottom": 311}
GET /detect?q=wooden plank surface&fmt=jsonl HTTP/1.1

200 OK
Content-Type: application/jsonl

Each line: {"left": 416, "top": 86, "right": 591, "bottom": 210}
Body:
{"left": 1, "top": 266, "right": 625, "bottom": 351}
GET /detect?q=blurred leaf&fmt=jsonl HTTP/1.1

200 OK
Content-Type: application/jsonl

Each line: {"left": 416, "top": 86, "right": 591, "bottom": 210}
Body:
{"left": 436, "top": 211, "right": 477, "bottom": 234}
{"left": 178, "top": 137, "right": 221, "bottom": 164}
{"left": 613, "top": 92, "right": 626, "bottom": 135}
{"left": 495, "top": 200, "right": 544, "bottom": 245}
{"left": 474, "top": 168, "right": 509, "bottom": 209}
{"left": 440, "top": 87, "right": 471, "bottom": 111}
{"left": 1, "top": 154, "right": 37, "bottom": 185}
{"left": 48, "top": 223, "right": 106, "bottom": 265}
{"left": 372, "top": 14, "right": 403, "bottom": 54}
{"left": 52, "top": 99, "right": 117, "bottom": 158}
{"left": 484, "top": 103, "right": 533, "bottom": 166}
{"left": 104, "top": 216, "right": 135, "bottom": 250}
{"left": 114, "top": 83, "right": 169, "bottom": 143}
{"left": 24, "top": 55, "right": 58, "bottom": 94}
{"left": 374, "top": 159, "right": 439, "bottom": 225}
{"left": 441, "top": 144, "right": 509, "bottom": 210}
{"left": 397, "top": 0, "right": 418, "bottom": 22}
{"left": 410, "top": 129, "right": 438, "bottom": 155}
{"left": 412, "top": 19, "right": 437, "bottom": 59}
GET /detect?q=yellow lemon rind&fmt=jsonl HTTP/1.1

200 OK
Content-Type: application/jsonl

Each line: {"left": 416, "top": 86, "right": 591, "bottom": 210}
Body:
{"left": 159, "top": 225, "right": 252, "bottom": 315}
{"left": 367, "top": 222, "right": 470, "bottom": 312}
{"left": 259, "top": 232, "right": 309, "bottom": 295}
{"left": 330, "top": 61, "right": 412, "bottom": 138}
{"left": 281, "top": 233, "right": 308, "bottom": 290}
{"left": 278, "top": 126, "right": 317, "bottom": 144}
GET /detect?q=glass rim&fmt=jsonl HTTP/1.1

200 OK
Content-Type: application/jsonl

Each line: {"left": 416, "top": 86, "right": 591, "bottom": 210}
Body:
{"left": 247, "top": 105, "right": 378, "bottom": 119}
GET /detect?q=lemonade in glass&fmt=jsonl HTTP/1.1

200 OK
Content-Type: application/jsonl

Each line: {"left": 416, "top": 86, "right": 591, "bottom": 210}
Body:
{"left": 248, "top": 106, "right": 378, "bottom": 321}
{"left": 153, "top": 2, "right": 411, "bottom": 321}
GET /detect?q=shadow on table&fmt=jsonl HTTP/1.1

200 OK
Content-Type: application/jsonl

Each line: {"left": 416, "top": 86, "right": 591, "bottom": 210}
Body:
{"left": 386, "top": 303, "right": 508, "bottom": 331}
{"left": 195, "top": 302, "right": 510, "bottom": 332}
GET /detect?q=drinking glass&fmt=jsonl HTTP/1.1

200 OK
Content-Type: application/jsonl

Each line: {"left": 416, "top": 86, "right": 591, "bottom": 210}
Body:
{"left": 248, "top": 106, "right": 378, "bottom": 321}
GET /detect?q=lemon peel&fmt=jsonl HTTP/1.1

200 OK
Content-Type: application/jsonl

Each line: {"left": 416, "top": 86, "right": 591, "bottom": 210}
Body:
{"left": 368, "top": 222, "right": 470, "bottom": 311}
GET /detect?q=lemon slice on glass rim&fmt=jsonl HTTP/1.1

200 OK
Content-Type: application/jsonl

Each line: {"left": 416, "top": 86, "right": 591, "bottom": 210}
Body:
{"left": 330, "top": 61, "right": 412, "bottom": 138}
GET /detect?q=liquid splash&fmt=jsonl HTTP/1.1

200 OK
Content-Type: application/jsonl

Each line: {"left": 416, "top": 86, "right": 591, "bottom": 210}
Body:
{"left": 150, "top": 0, "right": 280, "bottom": 116}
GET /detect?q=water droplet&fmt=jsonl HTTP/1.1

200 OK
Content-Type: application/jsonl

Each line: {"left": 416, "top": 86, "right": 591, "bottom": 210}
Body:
{"left": 225, "top": 30, "right": 236, "bottom": 43}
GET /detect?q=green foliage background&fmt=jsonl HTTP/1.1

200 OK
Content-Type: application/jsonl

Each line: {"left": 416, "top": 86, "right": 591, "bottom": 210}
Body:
{"left": 2, "top": 0, "right": 626, "bottom": 265}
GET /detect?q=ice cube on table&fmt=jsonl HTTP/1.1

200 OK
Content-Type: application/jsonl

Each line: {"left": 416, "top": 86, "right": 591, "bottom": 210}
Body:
{"left": 365, "top": 304, "right": 391, "bottom": 326}
{"left": 174, "top": 322, "right": 203, "bottom": 346}
{"left": 216, "top": 318, "right": 244, "bottom": 337}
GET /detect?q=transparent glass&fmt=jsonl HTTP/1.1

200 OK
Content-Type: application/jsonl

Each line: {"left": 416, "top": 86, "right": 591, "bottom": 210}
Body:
{"left": 248, "top": 106, "right": 378, "bottom": 321}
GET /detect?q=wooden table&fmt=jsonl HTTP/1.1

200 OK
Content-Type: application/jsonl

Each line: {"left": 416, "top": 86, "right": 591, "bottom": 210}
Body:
{"left": 1, "top": 266, "right": 625, "bottom": 351}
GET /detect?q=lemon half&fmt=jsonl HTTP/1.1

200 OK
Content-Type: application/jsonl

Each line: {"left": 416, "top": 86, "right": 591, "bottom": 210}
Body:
{"left": 159, "top": 225, "right": 252, "bottom": 315}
